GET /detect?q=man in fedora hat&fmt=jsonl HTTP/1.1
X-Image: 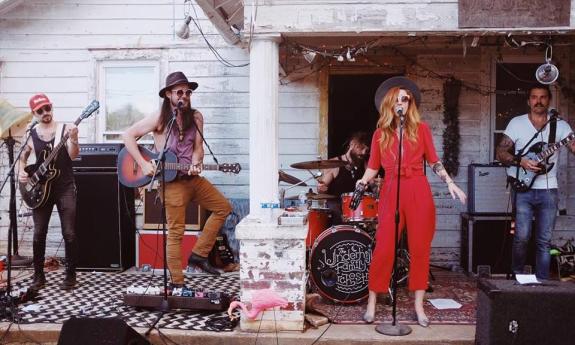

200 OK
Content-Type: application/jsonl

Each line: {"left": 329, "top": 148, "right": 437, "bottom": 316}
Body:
{"left": 123, "top": 71, "right": 232, "bottom": 286}
{"left": 18, "top": 93, "right": 80, "bottom": 291}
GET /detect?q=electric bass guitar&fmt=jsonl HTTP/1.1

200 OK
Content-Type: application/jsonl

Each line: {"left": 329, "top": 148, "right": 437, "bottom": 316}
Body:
{"left": 508, "top": 131, "right": 575, "bottom": 192}
{"left": 117, "top": 145, "right": 241, "bottom": 188}
{"left": 19, "top": 100, "right": 100, "bottom": 209}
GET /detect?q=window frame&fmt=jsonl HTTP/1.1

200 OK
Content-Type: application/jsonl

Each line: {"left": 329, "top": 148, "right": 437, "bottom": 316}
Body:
{"left": 97, "top": 60, "right": 160, "bottom": 143}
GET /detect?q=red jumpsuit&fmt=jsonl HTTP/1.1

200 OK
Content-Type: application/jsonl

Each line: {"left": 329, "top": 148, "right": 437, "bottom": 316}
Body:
{"left": 367, "top": 122, "right": 439, "bottom": 292}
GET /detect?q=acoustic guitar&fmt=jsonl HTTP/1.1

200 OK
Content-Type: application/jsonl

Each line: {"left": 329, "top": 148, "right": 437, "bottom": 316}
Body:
{"left": 117, "top": 145, "right": 241, "bottom": 188}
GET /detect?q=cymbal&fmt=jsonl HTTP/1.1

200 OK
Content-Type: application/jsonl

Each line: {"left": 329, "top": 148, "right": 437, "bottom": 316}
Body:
{"left": 290, "top": 160, "right": 347, "bottom": 170}
{"left": 278, "top": 170, "right": 307, "bottom": 186}
{"left": 306, "top": 193, "right": 337, "bottom": 200}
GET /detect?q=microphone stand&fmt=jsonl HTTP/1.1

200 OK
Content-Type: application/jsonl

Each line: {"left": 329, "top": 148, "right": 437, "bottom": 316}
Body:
{"left": 145, "top": 107, "right": 178, "bottom": 336}
{"left": 507, "top": 113, "right": 558, "bottom": 279}
{"left": 0, "top": 126, "right": 37, "bottom": 321}
{"left": 376, "top": 112, "right": 412, "bottom": 336}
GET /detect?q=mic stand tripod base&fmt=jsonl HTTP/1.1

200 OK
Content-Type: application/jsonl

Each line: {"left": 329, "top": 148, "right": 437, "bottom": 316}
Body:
{"left": 375, "top": 322, "right": 412, "bottom": 336}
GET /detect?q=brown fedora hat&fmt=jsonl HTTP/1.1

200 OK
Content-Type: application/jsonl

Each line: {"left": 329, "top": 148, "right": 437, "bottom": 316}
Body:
{"left": 159, "top": 71, "right": 198, "bottom": 98}
{"left": 374, "top": 76, "right": 421, "bottom": 112}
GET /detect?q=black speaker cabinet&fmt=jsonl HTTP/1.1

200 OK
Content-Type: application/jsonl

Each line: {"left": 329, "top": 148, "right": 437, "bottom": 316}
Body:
{"left": 75, "top": 171, "right": 135, "bottom": 271}
{"left": 476, "top": 279, "right": 575, "bottom": 345}
{"left": 461, "top": 214, "right": 535, "bottom": 274}
{"left": 58, "top": 317, "right": 150, "bottom": 345}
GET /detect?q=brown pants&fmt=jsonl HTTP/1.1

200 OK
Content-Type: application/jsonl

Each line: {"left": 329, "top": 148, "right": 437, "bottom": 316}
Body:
{"left": 163, "top": 176, "right": 232, "bottom": 284}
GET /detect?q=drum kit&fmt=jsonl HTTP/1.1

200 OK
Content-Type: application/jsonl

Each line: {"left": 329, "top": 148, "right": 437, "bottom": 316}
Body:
{"left": 282, "top": 159, "right": 380, "bottom": 303}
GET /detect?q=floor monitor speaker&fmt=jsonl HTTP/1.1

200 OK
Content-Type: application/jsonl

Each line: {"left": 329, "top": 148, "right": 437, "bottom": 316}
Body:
{"left": 57, "top": 317, "right": 150, "bottom": 345}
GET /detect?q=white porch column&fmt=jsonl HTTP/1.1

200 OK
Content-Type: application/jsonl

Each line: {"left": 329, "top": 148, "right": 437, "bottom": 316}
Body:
{"left": 248, "top": 34, "right": 281, "bottom": 221}
{"left": 235, "top": 34, "right": 307, "bottom": 332}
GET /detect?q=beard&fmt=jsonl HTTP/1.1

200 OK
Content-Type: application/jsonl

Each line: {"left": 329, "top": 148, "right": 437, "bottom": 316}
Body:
{"left": 349, "top": 150, "right": 367, "bottom": 166}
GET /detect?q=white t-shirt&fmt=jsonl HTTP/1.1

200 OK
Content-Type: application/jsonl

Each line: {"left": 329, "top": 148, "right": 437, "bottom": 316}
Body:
{"left": 504, "top": 114, "right": 573, "bottom": 189}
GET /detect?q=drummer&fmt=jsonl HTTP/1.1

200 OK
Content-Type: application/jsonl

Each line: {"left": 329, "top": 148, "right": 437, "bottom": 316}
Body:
{"left": 317, "top": 131, "right": 370, "bottom": 224}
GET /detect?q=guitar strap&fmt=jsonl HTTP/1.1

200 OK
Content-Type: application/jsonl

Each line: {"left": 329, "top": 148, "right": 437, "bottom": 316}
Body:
{"left": 549, "top": 117, "right": 557, "bottom": 144}
{"left": 54, "top": 123, "right": 65, "bottom": 148}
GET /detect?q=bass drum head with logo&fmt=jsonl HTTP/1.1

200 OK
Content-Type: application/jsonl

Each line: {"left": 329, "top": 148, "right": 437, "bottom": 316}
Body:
{"left": 310, "top": 225, "right": 372, "bottom": 303}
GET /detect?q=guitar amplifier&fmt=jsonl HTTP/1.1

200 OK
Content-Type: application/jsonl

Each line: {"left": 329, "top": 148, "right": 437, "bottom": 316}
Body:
{"left": 468, "top": 164, "right": 512, "bottom": 214}
{"left": 73, "top": 143, "right": 123, "bottom": 170}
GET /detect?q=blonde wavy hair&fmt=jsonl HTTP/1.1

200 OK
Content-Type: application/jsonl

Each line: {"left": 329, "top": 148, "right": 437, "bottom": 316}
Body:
{"left": 376, "top": 87, "right": 421, "bottom": 152}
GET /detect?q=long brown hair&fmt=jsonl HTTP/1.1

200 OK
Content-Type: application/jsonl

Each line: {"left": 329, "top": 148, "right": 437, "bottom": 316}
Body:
{"left": 376, "top": 87, "right": 421, "bottom": 152}
{"left": 158, "top": 97, "right": 197, "bottom": 133}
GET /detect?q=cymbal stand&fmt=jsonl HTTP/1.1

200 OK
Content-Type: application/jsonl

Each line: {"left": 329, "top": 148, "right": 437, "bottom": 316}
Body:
{"left": 278, "top": 172, "right": 322, "bottom": 209}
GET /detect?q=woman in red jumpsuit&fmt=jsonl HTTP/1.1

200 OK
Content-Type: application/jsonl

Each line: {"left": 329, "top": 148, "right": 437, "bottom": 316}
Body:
{"left": 358, "top": 77, "right": 467, "bottom": 327}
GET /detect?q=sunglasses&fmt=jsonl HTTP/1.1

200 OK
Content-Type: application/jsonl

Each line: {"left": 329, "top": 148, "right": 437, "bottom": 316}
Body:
{"left": 397, "top": 95, "right": 410, "bottom": 103}
{"left": 173, "top": 89, "right": 193, "bottom": 97}
{"left": 35, "top": 104, "right": 52, "bottom": 115}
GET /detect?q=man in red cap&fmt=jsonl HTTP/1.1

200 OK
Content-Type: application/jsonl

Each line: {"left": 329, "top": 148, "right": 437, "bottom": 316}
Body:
{"left": 18, "top": 93, "right": 80, "bottom": 290}
{"left": 123, "top": 71, "right": 232, "bottom": 288}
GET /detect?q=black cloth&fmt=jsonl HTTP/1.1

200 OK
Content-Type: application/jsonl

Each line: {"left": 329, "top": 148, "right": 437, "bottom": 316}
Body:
{"left": 30, "top": 126, "right": 77, "bottom": 275}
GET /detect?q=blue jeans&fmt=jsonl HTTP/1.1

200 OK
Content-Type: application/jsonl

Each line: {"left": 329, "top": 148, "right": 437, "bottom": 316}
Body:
{"left": 513, "top": 188, "right": 558, "bottom": 279}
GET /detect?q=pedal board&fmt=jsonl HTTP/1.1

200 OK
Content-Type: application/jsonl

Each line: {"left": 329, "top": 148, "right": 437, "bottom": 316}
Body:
{"left": 123, "top": 291, "right": 230, "bottom": 311}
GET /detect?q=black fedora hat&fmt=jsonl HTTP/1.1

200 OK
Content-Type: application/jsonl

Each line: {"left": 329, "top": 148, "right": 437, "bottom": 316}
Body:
{"left": 159, "top": 71, "right": 198, "bottom": 98}
{"left": 374, "top": 76, "right": 421, "bottom": 112}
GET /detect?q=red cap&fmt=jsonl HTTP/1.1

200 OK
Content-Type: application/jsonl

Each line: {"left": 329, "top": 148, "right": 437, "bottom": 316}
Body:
{"left": 29, "top": 93, "right": 52, "bottom": 112}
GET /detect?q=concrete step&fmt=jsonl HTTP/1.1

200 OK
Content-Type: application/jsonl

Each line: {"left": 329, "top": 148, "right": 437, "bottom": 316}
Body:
{"left": 3, "top": 323, "right": 475, "bottom": 345}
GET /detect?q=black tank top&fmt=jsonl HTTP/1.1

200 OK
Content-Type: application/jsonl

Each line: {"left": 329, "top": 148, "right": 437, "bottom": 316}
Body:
{"left": 327, "top": 157, "right": 365, "bottom": 196}
{"left": 31, "top": 126, "right": 74, "bottom": 186}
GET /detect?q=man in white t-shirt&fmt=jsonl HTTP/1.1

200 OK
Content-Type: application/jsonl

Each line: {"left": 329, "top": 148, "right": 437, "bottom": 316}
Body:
{"left": 496, "top": 84, "right": 575, "bottom": 280}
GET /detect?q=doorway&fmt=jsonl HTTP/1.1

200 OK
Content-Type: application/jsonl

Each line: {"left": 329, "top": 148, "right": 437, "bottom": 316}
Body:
{"left": 327, "top": 74, "right": 397, "bottom": 157}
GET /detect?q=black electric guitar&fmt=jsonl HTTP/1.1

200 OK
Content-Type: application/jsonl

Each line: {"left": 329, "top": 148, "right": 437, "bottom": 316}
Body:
{"left": 19, "top": 100, "right": 100, "bottom": 209}
{"left": 117, "top": 145, "right": 241, "bottom": 188}
{"left": 508, "top": 132, "right": 575, "bottom": 192}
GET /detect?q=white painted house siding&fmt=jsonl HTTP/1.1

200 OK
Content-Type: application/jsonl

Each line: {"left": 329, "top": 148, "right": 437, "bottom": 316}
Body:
{"left": 0, "top": 0, "right": 318, "bottom": 257}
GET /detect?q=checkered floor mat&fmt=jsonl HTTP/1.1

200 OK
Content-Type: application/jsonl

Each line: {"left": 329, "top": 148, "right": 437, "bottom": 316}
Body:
{"left": 8, "top": 271, "right": 240, "bottom": 331}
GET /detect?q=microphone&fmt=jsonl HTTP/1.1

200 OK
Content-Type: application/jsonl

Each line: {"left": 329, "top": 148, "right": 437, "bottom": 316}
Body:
{"left": 26, "top": 119, "right": 39, "bottom": 132}
{"left": 549, "top": 108, "right": 562, "bottom": 120}
{"left": 395, "top": 105, "right": 405, "bottom": 125}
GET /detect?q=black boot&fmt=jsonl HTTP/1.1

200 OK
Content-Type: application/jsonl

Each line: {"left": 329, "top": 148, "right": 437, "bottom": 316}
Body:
{"left": 30, "top": 272, "right": 46, "bottom": 291}
{"left": 188, "top": 253, "right": 220, "bottom": 275}
{"left": 61, "top": 241, "right": 77, "bottom": 290}
{"left": 60, "top": 270, "right": 76, "bottom": 290}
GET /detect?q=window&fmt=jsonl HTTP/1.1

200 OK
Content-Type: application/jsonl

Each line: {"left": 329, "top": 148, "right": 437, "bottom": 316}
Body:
{"left": 98, "top": 61, "right": 159, "bottom": 141}
{"left": 492, "top": 62, "right": 542, "bottom": 159}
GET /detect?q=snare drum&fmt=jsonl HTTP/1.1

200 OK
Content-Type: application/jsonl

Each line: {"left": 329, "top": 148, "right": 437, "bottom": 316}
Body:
{"left": 307, "top": 208, "right": 332, "bottom": 248}
{"left": 310, "top": 225, "right": 372, "bottom": 303}
{"left": 341, "top": 192, "right": 378, "bottom": 222}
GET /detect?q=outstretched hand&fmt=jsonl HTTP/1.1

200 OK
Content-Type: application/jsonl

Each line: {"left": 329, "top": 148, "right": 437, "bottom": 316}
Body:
{"left": 448, "top": 183, "right": 467, "bottom": 204}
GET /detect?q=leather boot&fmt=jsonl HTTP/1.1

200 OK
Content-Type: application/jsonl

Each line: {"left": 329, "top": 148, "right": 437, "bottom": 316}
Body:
{"left": 30, "top": 241, "right": 46, "bottom": 291}
{"left": 188, "top": 253, "right": 221, "bottom": 275}
{"left": 30, "top": 271, "right": 46, "bottom": 291}
{"left": 60, "top": 270, "right": 76, "bottom": 290}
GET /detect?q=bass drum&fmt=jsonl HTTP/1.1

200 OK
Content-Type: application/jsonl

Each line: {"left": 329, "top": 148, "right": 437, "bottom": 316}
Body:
{"left": 310, "top": 225, "right": 373, "bottom": 303}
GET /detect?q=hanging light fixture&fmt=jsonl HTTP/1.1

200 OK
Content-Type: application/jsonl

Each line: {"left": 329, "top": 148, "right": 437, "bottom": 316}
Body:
{"left": 176, "top": 16, "right": 192, "bottom": 39}
{"left": 535, "top": 44, "right": 559, "bottom": 84}
{"left": 303, "top": 50, "right": 317, "bottom": 64}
